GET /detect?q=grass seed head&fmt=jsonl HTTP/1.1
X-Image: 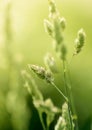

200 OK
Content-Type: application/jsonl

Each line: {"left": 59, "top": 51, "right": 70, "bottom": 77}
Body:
{"left": 59, "top": 17, "right": 66, "bottom": 31}
{"left": 44, "top": 19, "right": 53, "bottom": 36}
{"left": 74, "top": 28, "right": 86, "bottom": 55}
{"left": 29, "top": 64, "right": 46, "bottom": 79}
{"left": 44, "top": 53, "right": 58, "bottom": 73}
{"left": 29, "top": 64, "right": 54, "bottom": 83}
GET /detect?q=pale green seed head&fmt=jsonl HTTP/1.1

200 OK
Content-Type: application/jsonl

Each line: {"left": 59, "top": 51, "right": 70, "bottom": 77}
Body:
{"left": 59, "top": 17, "right": 66, "bottom": 31}
{"left": 58, "top": 44, "right": 67, "bottom": 60}
{"left": 44, "top": 53, "right": 58, "bottom": 73}
{"left": 62, "top": 102, "right": 74, "bottom": 130}
{"left": 29, "top": 64, "right": 46, "bottom": 79}
{"left": 78, "top": 28, "right": 86, "bottom": 46}
{"left": 45, "top": 70, "right": 54, "bottom": 83}
{"left": 44, "top": 19, "right": 53, "bottom": 36}
{"left": 48, "top": 0, "right": 57, "bottom": 14}
{"left": 29, "top": 64, "right": 53, "bottom": 83}
{"left": 74, "top": 28, "right": 86, "bottom": 55}
{"left": 55, "top": 116, "right": 66, "bottom": 130}
{"left": 53, "top": 16, "right": 63, "bottom": 44}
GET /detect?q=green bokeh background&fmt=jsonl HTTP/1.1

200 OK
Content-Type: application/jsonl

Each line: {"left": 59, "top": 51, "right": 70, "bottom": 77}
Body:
{"left": 0, "top": 0, "right": 92, "bottom": 130}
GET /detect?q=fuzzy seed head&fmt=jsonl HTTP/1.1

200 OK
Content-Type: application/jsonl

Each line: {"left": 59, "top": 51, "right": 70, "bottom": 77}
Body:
{"left": 48, "top": 0, "right": 56, "bottom": 14}
{"left": 59, "top": 17, "right": 66, "bottom": 31}
{"left": 78, "top": 28, "right": 86, "bottom": 46}
{"left": 44, "top": 53, "right": 58, "bottom": 73}
{"left": 45, "top": 70, "right": 54, "bottom": 83}
{"left": 29, "top": 64, "right": 46, "bottom": 79}
{"left": 74, "top": 28, "right": 86, "bottom": 55}
{"left": 55, "top": 116, "right": 66, "bottom": 130}
{"left": 53, "top": 17, "right": 63, "bottom": 44}
{"left": 62, "top": 102, "right": 74, "bottom": 130}
{"left": 58, "top": 44, "right": 67, "bottom": 60}
{"left": 29, "top": 64, "right": 54, "bottom": 83}
{"left": 44, "top": 19, "right": 53, "bottom": 36}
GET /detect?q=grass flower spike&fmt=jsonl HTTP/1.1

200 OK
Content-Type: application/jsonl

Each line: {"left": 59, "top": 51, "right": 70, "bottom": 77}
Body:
{"left": 48, "top": 0, "right": 57, "bottom": 16}
{"left": 23, "top": 0, "right": 86, "bottom": 130}
{"left": 55, "top": 102, "right": 74, "bottom": 130}
{"left": 59, "top": 17, "right": 66, "bottom": 31}
{"left": 29, "top": 64, "right": 46, "bottom": 79}
{"left": 29, "top": 64, "right": 54, "bottom": 83}
{"left": 44, "top": 19, "right": 53, "bottom": 36}
{"left": 74, "top": 28, "right": 86, "bottom": 55}
{"left": 44, "top": 53, "right": 58, "bottom": 73}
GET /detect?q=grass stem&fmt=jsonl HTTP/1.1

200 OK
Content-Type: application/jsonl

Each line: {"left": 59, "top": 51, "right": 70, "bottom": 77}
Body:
{"left": 39, "top": 113, "right": 46, "bottom": 130}
{"left": 51, "top": 82, "right": 68, "bottom": 102}
{"left": 62, "top": 60, "right": 73, "bottom": 130}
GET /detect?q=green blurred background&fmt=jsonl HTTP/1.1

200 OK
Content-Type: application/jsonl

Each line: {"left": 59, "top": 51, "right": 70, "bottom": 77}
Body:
{"left": 0, "top": 0, "right": 92, "bottom": 130}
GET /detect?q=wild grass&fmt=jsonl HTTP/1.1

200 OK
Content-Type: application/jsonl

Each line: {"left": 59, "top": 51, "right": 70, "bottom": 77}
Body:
{"left": 23, "top": 0, "right": 86, "bottom": 130}
{"left": 0, "top": 0, "right": 87, "bottom": 130}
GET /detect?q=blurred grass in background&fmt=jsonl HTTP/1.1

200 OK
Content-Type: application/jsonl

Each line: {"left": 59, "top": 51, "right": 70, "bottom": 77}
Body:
{"left": 0, "top": 0, "right": 92, "bottom": 130}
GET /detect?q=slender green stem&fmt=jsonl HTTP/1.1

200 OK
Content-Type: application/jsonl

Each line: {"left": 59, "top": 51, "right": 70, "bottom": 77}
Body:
{"left": 66, "top": 60, "right": 79, "bottom": 130}
{"left": 62, "top": 60, "right": 73, "bottom": 130}
{"left": 66, "top": 60, "right": 77, "bottom": 113}
{"left": 51, "top": 82, "right": 68, "bottom": 102}
{"left": 46, "top": 119, "right": 50, "bottom": 130}
{"left": 68, "top": 54, "right": 74, "bottom": 66}
{"left": 39, "top": 113, "right": 46, "bottom": 130}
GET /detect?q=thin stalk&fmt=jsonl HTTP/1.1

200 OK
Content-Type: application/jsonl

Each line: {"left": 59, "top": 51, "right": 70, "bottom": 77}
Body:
{"left": 66, "top": 60, "right": 75, "bottom": 112}
{"left": 66, "top": 60, "right": 79, "bottom": 130}
{"left": 68, "top": 54, "right": 74, "bottom": 66}
{"left": 51, "top": 82, "right": 68, "bottom": 102}
{"left": 39, "top": 113, "right": 46, "bottom": 130}
{"left": 46, "top": 120, "right": 50, "bottom": 130}
{"left": 62, "top": 60, "right": 73, "bottom": 130}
